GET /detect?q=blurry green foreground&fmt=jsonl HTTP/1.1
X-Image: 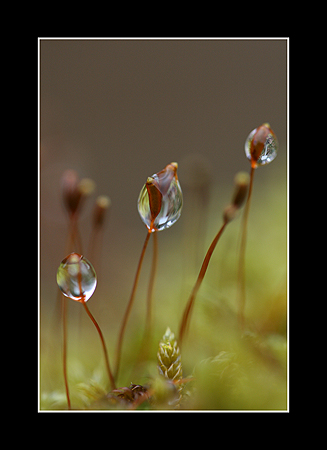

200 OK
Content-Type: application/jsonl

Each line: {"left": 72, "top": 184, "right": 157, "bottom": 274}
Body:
{"left": 40, "top": 163, "right": 287, "bottom": 411}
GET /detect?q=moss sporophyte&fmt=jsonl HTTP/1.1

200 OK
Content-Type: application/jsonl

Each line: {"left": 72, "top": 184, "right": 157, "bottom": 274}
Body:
{"left": 237, "top": 123, "right": 278, "bottom": 330}
{"left": 114, "top": 162, "right": 183, "bottom": 380}
{"left": 51, "top": 125, "right": 285, "bottom": 410}
{"left": 57, "top": 253, "right": 115, "bottom": 408}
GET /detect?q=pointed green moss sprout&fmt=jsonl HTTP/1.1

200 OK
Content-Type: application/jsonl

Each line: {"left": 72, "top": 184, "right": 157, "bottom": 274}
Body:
{"left": 179, "top": 172, "right": 250, "bottom": 346}
{"left": 157, "top": 327, "right": 183, "bottom": 407}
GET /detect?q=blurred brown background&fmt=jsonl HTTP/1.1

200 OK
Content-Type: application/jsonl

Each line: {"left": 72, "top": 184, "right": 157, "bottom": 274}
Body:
{"left": 40, "top": 39, "right": 287, "bottom": 331}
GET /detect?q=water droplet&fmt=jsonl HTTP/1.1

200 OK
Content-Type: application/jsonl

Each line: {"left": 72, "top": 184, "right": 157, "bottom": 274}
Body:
{"left": 244, "top": 123, "right": 278, "bottom": 167}
{"left": 137, "top": 162, "right": 183, "bottom": 232}
{"left": 56, "top": 253, "right": 97, "bottom": 302}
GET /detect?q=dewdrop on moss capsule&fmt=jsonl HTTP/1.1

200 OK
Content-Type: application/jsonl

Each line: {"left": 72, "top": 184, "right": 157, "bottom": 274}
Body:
{"left": 137, "top": 162, "right": 183, "bottom": 232}
{"left": 244, "top": 123, "right": 278, "bottom": 168}
{"left": 115, "top": 163, "right": 183, "bottom": 380}
{"left": 237, "top": 123, "right": 278, "bottom": 330}
{"left": 56, "top": 252, "right": 97, "bottom": 302}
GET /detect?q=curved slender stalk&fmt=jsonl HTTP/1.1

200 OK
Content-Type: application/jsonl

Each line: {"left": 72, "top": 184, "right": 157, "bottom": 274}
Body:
{"left": 114, "top": 230, "right": 151, "bottom": 380}
{"left": 82, "top": 301, "right": 116, "bottom": 390}
{"left": 237, "top": 166, "right": 255, "bottom": 330}
{"left": 179, "top": 220, "right": 228, "bottom": 347}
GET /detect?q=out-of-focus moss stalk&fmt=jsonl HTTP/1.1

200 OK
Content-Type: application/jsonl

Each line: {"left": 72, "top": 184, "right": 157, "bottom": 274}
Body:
{"left": 178, "top": 172, "right": 250, "bottom": 346}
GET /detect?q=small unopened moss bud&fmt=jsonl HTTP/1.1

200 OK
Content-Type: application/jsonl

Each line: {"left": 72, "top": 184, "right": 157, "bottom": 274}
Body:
{"left": 61, "top": 172, "right": 96, "bottom": 217}
{"left": 223, "top": 204, "right": 238, "bottom": 223}
{"left": 78, "top": 178, "right": 96, "bottom": 197}
{"left": 232, "top": 172, "right": 250, "bottom": 209}
{"left": 223, "top": 172, "right": 250, "bottom": 223}
{"left": 61, "top": 169, "right": 80, "bottom": 216}
{"left": 92, "top": 195, "right": 111, "bottom": 228}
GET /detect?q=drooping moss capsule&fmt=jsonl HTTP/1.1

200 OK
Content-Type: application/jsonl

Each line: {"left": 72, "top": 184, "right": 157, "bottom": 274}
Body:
{"left": 244, "top": 123, "right": 278, "bottom": 168}
{"left": 137, "top": 162, "right": 183, "bottom": 232}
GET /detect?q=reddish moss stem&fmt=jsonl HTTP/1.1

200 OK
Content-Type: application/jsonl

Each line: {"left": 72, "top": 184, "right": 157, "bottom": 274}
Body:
{"left": 237, "top": 166, "right": 255, "bottom": 330}
{"left": 82, "top": 301, "right": 116, "bottom": 390}
{"left": 114, "top": 230, "right": 151, "bottom": 380}
{"left": 145, "top": 231, "right": 158, "bottom": 338}
{"left": 179, "top": 220, "right": 228, "bottom": 347}
{"left": 134, "top": 231, "right": 158, "bottom": 369}
{"left": 62, "top": 295, "right": 71, "bottom": 409}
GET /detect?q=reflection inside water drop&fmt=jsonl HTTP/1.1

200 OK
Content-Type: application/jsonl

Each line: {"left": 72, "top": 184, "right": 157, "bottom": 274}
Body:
{"left": 56, "top": 253, "right": 97, "bottom": 302}
{"left": 137, "top": 169, "right": 183, "bottom": 232}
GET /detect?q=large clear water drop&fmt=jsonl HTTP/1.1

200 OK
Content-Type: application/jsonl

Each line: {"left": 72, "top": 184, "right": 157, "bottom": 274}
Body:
{"left": 137, "top": 162, "right": 183, "bottom": 232}
{"left": 244, "top": 123, "right": 278, "bottom": 167}
{"left": 56, "top": 253, "right": 97, "bottom": 302}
